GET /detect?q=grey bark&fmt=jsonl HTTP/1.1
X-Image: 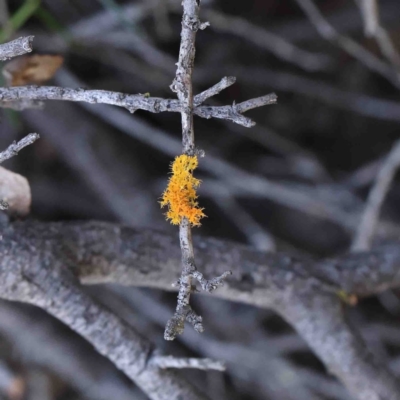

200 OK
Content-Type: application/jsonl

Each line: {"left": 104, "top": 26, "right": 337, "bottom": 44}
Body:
{"left": 0, "top": 36, "right": 33, "bottom": 61}
{"left": 0, "top": 222, "right": 209, "bottom": 400}
{"left": 1, "top": 220, "right": 400, "bottom": 400}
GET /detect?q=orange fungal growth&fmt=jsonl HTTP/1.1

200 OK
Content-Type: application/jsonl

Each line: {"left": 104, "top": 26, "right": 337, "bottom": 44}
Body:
{"left": 160, "top": 154, "right": 206, "bottom": 226}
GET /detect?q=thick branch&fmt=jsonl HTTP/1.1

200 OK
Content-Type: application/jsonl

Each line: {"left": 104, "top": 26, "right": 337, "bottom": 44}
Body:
{"left": 0, "top": 36, "right": 33, "bottom": 61}
{"left": 0, "top": 222, "right": 209, "bottom": 400}
{"left": 1, "top": 220, "right": 400, "bottom": 400}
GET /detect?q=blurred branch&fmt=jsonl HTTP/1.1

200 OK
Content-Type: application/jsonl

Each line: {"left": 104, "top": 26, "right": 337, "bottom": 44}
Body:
{"left": 352, "top": 139, "right": 400, "bottom": 251}
{"left": 0, "top": 300, "right": 141, "bottom": 400}
{"left": 202, "top": 8, "right": 332, "bottom": 72}
{"left": 0, "top": 36, "right": 33, "bottom": 61}
{"left": 294, "top": 0, "right": 400, "bottom": 88}
{"left": 57, "top": 70, "right": 390, "bottom": 236}
{"left": 356, "top": 0, "right": 400, "bottom": 68}
{"left": 151, "top": 355, "right": 225, "bottom": 371}
{"left": 0, "top": 221, "right": 211, "bottom": 400}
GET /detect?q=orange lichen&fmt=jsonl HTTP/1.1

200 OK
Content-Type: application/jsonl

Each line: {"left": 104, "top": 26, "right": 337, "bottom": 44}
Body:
{"left": 160, "top": 154, "right": 206, "bottom": 226}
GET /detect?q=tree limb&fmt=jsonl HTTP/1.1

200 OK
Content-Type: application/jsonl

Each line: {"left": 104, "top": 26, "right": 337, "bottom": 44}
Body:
{"left": 0, "top": 133, "right": 39, "bottom": 164}
{"left": 1, "top": 220, "right": 400, "bottom": 400}
{"left": 0, "top": 222, "right": 210, "bottom": 400}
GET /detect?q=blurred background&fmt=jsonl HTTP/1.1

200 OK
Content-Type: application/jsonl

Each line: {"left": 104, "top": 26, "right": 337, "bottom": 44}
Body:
{"left": 1, "top": 0, "right": 400, "bottom": 399}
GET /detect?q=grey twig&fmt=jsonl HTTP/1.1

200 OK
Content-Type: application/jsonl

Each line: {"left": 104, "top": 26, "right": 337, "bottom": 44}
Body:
{"left": 165, "top": 0, "right": 231, "bottom": 341}
{"left": 198, "top": 93, "right": 277, "bottom": 127}
{"left": 0, "top": 222, "right": 209, "bottom": 400}
{"left": 0, "top": 85, "right": 275, "bottom": 127}
{"left": 294, "top": 0, "right": 400, "bottom": 88}
{"left": 151, "top": 355, "right": 225, "bottom": 371}
{"left": 0, "top": 36, "right": 33, "bottom": 61}
{"left": 193, "top": 76, "right": 236, "bottom": 106}
{"left": 356, "top": 0, "right": 400, "bottom": 68}
{"left": 0, "top": 133, "right": 39, "bottom": 164}
{"left": 352, "top": 139, "right": 400, "bottom": 251}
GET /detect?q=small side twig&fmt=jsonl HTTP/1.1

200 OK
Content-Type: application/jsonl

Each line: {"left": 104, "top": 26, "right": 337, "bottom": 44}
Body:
{"left": 0, "top": 36, "right": 33, "bottom": 61}
{"left": 151, "top": 355, "right": 225, "bottom": 371}
{"left": 352, "top": 139, "right": 400, "bottom": 251}
{"left": 193, "top": 76, "right": 236, "bottom": 106}
{"left": 0, "top": 133, "right": 40, "bottom": 164}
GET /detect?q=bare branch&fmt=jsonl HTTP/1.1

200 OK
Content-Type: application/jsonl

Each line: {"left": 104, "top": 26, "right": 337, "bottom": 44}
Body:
{"left": 0, "top": 301, "right": 140, "bottom": 400}
{"left": 202, "top": 8, "right": 332, "bottom": 72}
{"left": 356, "top": 0, "right": 400, "bottom": 68}
{"left": 197, "top": 93, "right": 277, "bottom": 127}
{"left": 294, "top": 0, "right": 400, "bottom": 88}
{"left": 151, "top": 355, "right": 225, "bottom": 371}
{"left": 0, "top": 221, "right": 209, "bottom": 400}
{"left": 352, "top": 139, "right": 400, "bottom": 251}
{"left": 0, "top": 133, "right": 39, "bottom": 164}
{"left": 193, "top": 76, "right": 236, "bottom": 106}
{"left": 0, "top": 85, "right": 275, "bottom": 127}
{"left": 0, "top": 36, "right": 33, "bottom": 61}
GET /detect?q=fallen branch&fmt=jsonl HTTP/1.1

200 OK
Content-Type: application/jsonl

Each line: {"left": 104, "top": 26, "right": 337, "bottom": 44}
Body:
{"left": 0, "top": 221, "right": 211, "bottom": 400}
{"left": 2, "top": 220, "right": 400, "bottom": 400}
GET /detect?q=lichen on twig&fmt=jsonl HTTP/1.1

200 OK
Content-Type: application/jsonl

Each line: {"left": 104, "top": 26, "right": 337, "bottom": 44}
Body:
{"left": 163, "top": 0, "right": 233, "bottom": 341}
{"left": 160, "top": 154, "right": 205, "bottom": 226}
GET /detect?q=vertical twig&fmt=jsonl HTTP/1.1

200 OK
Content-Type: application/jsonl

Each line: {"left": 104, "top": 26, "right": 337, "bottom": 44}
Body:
{"left": 164, "top": 0, "right": 231, "bottom": 341}
{"left": 352, "top": 139, "right": 400, "bottom": 251}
